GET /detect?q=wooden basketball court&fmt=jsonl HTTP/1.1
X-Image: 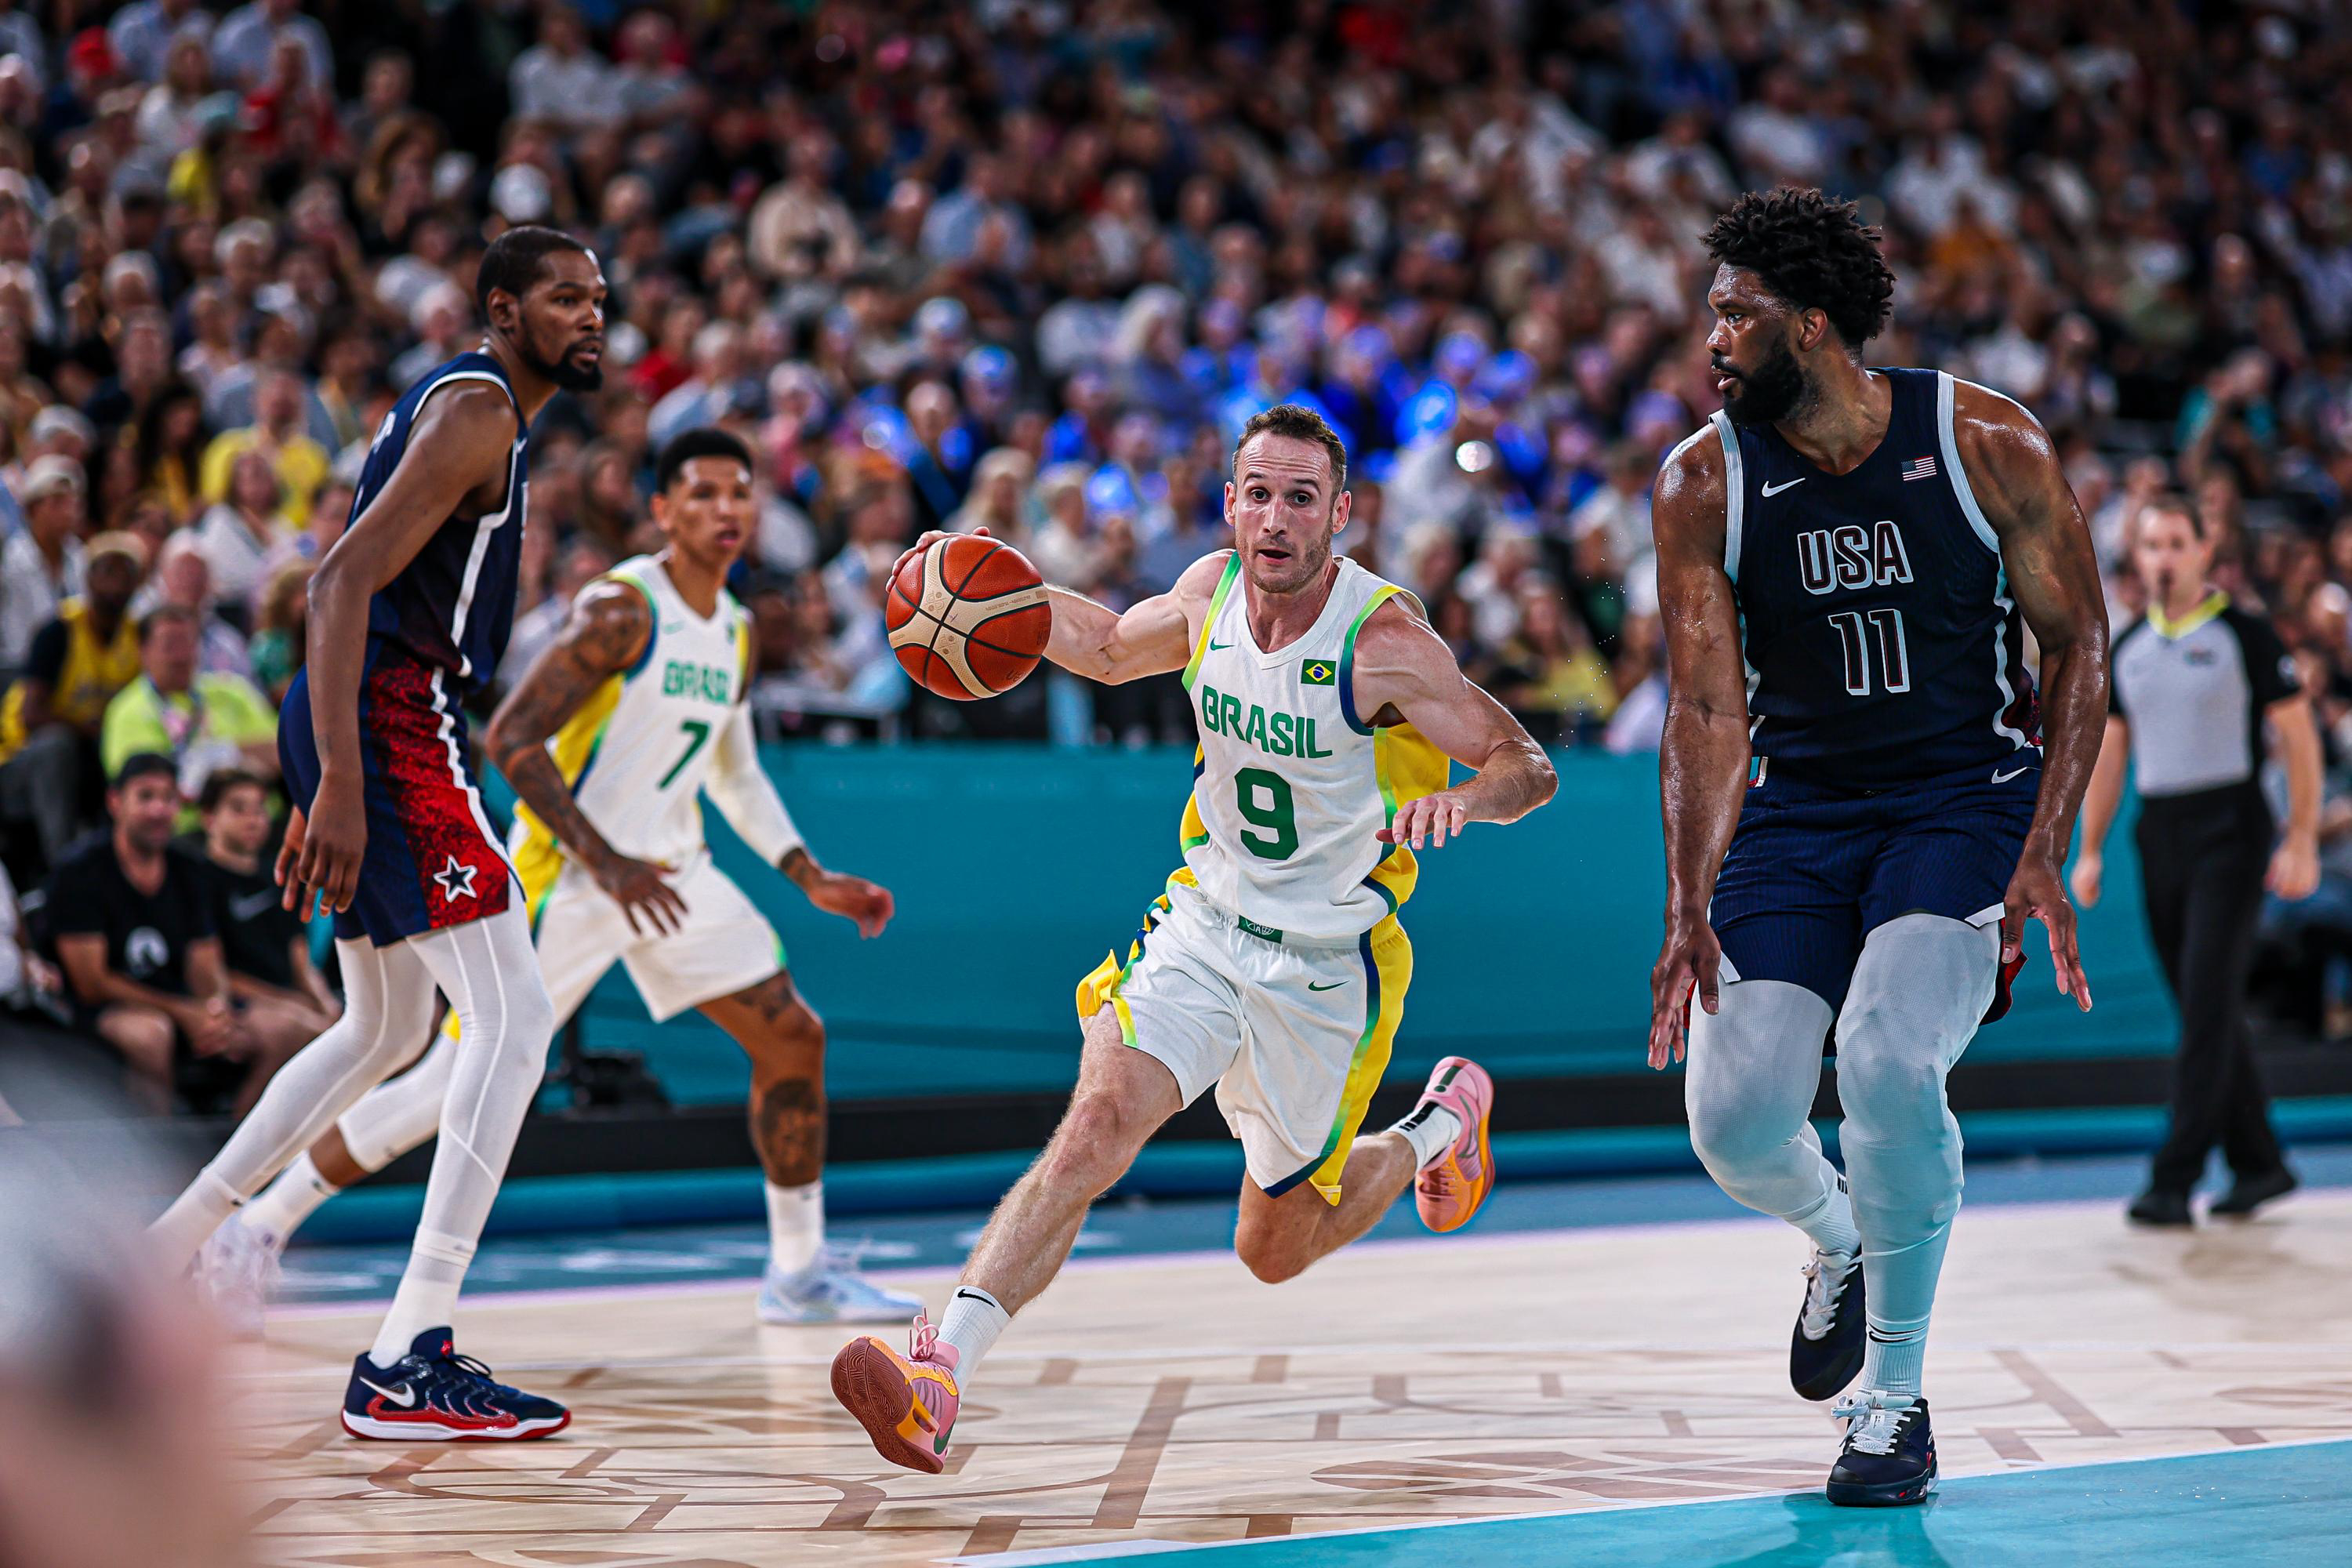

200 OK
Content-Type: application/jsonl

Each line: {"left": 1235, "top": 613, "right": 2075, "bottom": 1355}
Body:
{"left": 227, "top": 1187, "right": 2352, "bottom": 1566}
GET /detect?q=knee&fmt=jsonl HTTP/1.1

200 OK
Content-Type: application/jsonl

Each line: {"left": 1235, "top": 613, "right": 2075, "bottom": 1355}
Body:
{"left": 1687, "top": 1090, "right": 1804, "bottom": 1175}
{"left": 1040, "top": 1093, "right": 1148, "bottom": 1195}
{"left": 461, "top": 982, "right": 555, "bottom": 1066}
{"left": 1834, "top": 1046, "right": 1950, "bottom": 1140}
{"left": 1232, "top": 1223, "right": 1309, "bottom": 1285}
{"left": 746, "top": 997, "right": 826, "bottom": 1074}
{"left": 102, "top": 1007, "right": 174, "bottom": 1067}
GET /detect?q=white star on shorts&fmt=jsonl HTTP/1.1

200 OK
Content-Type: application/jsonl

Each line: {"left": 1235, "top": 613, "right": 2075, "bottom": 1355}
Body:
{"left": 432, "top": 855, "right": 479, "bottom": 902}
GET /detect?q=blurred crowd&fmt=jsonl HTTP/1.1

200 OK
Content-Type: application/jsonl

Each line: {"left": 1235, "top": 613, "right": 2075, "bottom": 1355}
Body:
{"left": 10, "top": 2, "right": 2352, "bottom": 1091}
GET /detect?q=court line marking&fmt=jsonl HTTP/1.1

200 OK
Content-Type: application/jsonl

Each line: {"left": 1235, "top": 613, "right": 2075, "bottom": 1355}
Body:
{"left": 262, "top": 1185, "right": 2352, "bottom": 1319}
{"left": 223, "top": 1335, "right": 2352, "bottom": 1382}
{"left": 944, "top": 1432, "right": 2352, "bottom": 1567}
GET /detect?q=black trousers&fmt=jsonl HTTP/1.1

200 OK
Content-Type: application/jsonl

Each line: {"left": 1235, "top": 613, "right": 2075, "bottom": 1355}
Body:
{"left": 2135, "top": 784, "right": 2287, "bottom": 1194}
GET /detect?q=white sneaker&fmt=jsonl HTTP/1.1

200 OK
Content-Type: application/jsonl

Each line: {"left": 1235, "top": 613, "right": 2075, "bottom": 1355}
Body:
{"left": 197, "top": 1213, "right": 282, "bottom": 1339}
{"left": 757, "top": 1246, "right": 924, "bottom": 1325}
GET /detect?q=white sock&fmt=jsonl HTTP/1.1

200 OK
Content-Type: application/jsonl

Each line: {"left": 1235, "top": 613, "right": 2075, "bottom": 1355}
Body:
{"left": 938, "top": 1284, "right": 1009, "bottom": 1385}
{"left": 1860, "top": 1318, "right": 1929, "bottom": 1396}
{"left": 241, "top": 1153, "right": 340, "bottom": 1243}
{"left": 149, "top": 1167, "right": 243, "bottom": 1265}
{"left": 370, "top": 1227, "right": 474, "bottom": 1365}
{"left": 1389, "top": 1102, "right": 1464, "bottom": 1168}
{"left": 767, "top": 1179, "right": 823, "bottom": 1276}
{"left": 1791, "top": 1175, "right": 1863, "bottom": 1259}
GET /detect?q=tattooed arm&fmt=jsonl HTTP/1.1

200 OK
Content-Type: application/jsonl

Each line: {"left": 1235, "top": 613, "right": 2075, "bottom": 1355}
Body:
{"left": 484, "top": 580, "right": 689, "bottom": 937}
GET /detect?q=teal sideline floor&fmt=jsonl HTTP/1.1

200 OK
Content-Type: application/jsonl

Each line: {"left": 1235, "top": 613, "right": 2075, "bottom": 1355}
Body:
{"left": 271, "top": 1141, "right": 2352, "bottom": 1305}
{"left": 1014, "top": 1439, "right": 2351, "bottom": 1568}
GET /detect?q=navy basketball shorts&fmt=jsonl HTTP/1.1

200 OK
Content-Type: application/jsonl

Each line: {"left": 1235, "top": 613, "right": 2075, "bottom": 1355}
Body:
{"left": 278, "top": 652, "right": 515, "bottom": 947}
{"left": 1709, "top": 757, "right": 2039, "bottom": 1012}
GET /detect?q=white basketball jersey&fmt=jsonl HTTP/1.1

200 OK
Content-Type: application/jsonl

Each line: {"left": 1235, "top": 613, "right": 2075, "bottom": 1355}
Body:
{"left": 1176, "top": 552, "right": 1449, "bottom": 940}
{"left": 522, "top": 554, "right": 751, "bottom": 870}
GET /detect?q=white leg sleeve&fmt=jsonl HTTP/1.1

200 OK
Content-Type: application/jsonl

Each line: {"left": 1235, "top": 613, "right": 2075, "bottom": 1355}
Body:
{"left": 335, "top": 881, "right": 613, "bottom": 1176}
{"left": 333, "top": 1022, "right": 456, "bottom": 1174}
{"left": 150, "top": 938, "right": 440, "bottom": 1268}
{"left": 371, "top": 906, "right": 555, "bottom": 1360}
{"left": 1686, "top": 975, "right": 1843, "bottom": 1227}
{"left": 1834, "top": 912, "right": 1997, "bottom": 1392}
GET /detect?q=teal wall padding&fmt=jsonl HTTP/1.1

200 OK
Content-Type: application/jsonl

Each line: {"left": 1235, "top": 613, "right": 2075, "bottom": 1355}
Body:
{"left": 297, "top": 1093, "right": 2352, "bottom": 1246}
{"left": 486, "top": 745, "right": 2168, "bottom": 1108}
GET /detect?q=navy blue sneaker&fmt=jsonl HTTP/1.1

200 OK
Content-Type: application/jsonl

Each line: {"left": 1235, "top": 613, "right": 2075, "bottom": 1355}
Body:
{"left": 1790, "top": 1244, "right": 1866, "bottom": 1401}
{"left": 340, "top": 1327, "right": 571, "bottom": 1441}
{"left": 1826, "top": 1392, "right": 1936, "bottom": 1506}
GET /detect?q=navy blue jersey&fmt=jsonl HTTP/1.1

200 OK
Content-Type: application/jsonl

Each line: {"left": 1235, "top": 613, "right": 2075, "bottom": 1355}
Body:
{"left": 353, "top": 350, "right": 531, "bottom": 698}
{"left": 1713, "top": 367, "right": 2038, "bottom": 789}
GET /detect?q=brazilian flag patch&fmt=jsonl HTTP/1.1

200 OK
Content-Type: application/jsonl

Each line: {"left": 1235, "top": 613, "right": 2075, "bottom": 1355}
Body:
{"left": 1301, "top": 658, "right": 1337, "bottom": 686}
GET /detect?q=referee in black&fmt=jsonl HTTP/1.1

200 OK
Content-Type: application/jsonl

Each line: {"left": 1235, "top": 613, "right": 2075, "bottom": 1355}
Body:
{"left": 2073, "top": 495, "right": 2321, "bottom": 1226}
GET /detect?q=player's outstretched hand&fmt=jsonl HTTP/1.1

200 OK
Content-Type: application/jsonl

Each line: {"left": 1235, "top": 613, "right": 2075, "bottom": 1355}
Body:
{"left": 590, "top": 852, "right": 689, "bottom": 938}
{"left": 1648, "top": 913, "right": 1722, "bottom": 1070}
{"left": 805, "top": 871, "right": 895, "bottom": 938}
{"left": 1378, "top": 790, "right": 1469, "bottom": 851}
{"left": 289, "top": 776, "right": 367, "bottom": 918}
{"left": 2003, "top": 851, "right": 2091, "bottom": 1012}
{"left": 888, "top": 526, "right": 979, "bottom": 588}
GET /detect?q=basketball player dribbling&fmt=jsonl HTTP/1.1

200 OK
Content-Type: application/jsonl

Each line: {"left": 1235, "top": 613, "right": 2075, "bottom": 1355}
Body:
{"left": 147, "top": 227, "right": 604, "bottom": 1439}
{"left": 833, "top": 405, "right": 1558, "bottom": 1473}
{"left": 1649, "top": 190, "right": 2109, "bottom": 1504}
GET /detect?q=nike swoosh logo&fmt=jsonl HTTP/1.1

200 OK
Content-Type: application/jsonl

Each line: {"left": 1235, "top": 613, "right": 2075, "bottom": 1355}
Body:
{"left": 230, "top": 891, "right": 280, "bottom": 921}
{"left": 1991, "top": 764, "right": 2032, "bottom": 783}
{"left": 358, "top": 1376, "right": 417, "bottom": 1407}
{"left": 1761, "top": 477, "right": 1806, "bottom": 496}
{"left": 1307, "top": 980, "right": 1345, "bottom": 992}
{"left": 1208, "top": 639, "right": 1232, "bottom": 651}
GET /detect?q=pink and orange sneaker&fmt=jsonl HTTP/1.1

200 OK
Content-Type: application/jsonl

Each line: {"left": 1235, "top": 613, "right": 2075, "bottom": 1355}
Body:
{"left": 831, "top": 1313, "right": 963, "bottom": 1473}
{"left": 1411, "top": 1055, "right": 1496, "bottom": 1233}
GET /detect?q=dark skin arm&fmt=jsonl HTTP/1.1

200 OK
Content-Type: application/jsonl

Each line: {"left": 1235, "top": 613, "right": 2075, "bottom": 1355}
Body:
{"left": 483, "top": 579, "right": 690, "bottom": 938}
{"left": 285, "top": 383, "right": 519, "bottom": 918}
{"left": 1646, "top": 428, "right": 1750, "bottom": 1069}
{"left": 1953, "top": 382, "right": 2108, "bottom": 1011}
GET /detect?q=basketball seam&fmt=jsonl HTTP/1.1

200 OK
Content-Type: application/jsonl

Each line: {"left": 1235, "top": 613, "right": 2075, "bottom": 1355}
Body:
{"left": 896, "top": 599, "right": 1050, "bottom": 659}
{"left": 917, "top": 543, "right": 964, "bottom": 691}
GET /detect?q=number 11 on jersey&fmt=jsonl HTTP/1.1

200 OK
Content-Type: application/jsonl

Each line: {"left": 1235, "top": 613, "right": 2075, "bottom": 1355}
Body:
{"left": 1827, "top": 608, "right": 1911, "bottom": 696}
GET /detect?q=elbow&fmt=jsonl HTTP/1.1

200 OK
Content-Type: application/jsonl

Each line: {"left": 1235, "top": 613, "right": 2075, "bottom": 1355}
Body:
{"left": 1491, "top": 740, "right": 1557, "bottom": 823}
{"left": 482, "top": 719, "right": 528, "bottom": 771}
{"left": 307, "top": 555, "right": 358, "bottom": 618}
{"left": 1526, "top": 745, "right": 1559, "bottom": 810}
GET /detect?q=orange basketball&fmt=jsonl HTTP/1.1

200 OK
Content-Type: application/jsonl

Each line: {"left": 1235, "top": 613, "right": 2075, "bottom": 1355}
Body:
{"left": 885, "top": 535, "right": 1051, "bottom": 699}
